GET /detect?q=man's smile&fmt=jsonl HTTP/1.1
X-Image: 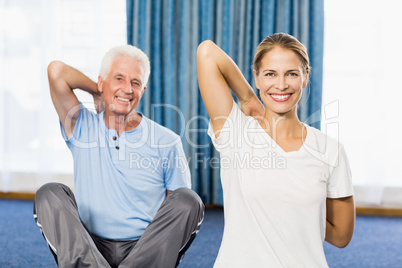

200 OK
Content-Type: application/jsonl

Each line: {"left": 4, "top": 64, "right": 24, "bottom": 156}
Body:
{"left": 116, "top": 96, "right": 132, "bottom": 102}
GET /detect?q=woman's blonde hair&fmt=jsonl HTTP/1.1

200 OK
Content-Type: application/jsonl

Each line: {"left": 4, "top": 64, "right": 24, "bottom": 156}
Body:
{"left": 253, "top": 33, "right": 310, "bottom": 76}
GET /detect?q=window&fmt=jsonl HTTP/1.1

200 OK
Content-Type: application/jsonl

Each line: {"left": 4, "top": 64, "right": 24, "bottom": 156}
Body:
{"left": 323, "top": 0, "right": 402, "bottom": 205}
{"left": 0, "top": 0, "right": 126, "bottom": 191}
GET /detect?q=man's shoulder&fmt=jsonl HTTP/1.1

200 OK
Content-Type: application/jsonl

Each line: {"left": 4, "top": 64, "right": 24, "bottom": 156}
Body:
{"left": 61, "top": 102, "right": 100, "bottom": 142}
{"left": 76, "top": 103, "right": 102, "bottom": 130}
{"left": 77, "top": 102, "right": 99, "bottom": 120}
{"left": 142, "top": 116, "right": 182, "bottom": 147}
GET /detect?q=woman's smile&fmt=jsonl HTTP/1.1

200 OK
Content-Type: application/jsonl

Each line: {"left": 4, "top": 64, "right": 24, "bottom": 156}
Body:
{"left": 269, "top": 93, "right": 293, "bottom": 102}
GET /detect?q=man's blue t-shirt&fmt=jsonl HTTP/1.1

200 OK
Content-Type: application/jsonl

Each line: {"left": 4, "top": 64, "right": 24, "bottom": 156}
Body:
{"left": 61, "top": 104, "right": 191, "bottom": 240}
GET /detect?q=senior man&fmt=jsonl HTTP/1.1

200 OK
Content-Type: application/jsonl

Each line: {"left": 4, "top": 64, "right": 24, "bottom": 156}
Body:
{"left": 34, "top": 45, "right": 204, "bottom": 268}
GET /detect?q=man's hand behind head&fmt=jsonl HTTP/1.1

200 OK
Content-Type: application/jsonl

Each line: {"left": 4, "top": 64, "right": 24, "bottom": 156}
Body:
{"left": 93, "top": 91, "right": 105, "bottom": 114}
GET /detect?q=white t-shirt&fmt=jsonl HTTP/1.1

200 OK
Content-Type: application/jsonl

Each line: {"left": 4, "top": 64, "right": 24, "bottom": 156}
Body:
{"left": 207, "top": 101, "right": 353, "bottom": 268}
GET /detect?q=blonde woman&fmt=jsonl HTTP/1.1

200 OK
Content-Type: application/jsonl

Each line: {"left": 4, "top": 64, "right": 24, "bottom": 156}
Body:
{"left": 197, "top": 33, "right": 355, "bottom": 267}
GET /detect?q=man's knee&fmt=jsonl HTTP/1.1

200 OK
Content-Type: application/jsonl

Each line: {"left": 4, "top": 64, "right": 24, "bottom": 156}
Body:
{"left": 34, "top": 183, "right": 73, "bottom": 205}
{"left": 169, "top": 188, "right": 204, "bottom": 219}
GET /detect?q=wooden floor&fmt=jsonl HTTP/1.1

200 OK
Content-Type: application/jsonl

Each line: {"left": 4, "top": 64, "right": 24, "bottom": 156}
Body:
{"left": 0, "top": 192, "right": 35, "bottom": 200}
{"left": 355, "top": 206, "right": 402, "bottom": 217}
{"left": 2, "top": 191, "right": 402, "bottom": 217}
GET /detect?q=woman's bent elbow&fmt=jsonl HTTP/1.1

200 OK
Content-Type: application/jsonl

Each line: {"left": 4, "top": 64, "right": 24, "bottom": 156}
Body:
{"left": 197, "top": 40, "right": 215, "bottom": 58}
{"left": 335, "top": 239, "right": 351, "bottom": 248}
{"left": 328, "top": 234, "right": 353, "bottom": 248}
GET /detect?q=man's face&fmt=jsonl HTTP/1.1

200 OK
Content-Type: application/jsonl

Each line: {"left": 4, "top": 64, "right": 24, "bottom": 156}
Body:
{"left": 98, "top": 55, "right": 146, "bottom": 117}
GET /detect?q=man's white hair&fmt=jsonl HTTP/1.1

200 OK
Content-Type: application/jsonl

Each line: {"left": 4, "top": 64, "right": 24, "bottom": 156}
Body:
{"left": 99, "top": 45, "right": 151, "bottom": 87}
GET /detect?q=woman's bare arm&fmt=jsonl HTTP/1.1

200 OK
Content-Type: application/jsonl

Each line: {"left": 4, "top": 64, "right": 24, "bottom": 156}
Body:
{"left": 197, "top": 40, "right": 264, "bottom": 137}
{"left": 325, "top": 196, "right": 355, "bottom": 248}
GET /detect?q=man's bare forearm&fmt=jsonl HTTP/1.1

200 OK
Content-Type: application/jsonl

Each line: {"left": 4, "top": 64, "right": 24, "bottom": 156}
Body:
{"left": 48, "top": 61, "right": 99, "bottom": 97}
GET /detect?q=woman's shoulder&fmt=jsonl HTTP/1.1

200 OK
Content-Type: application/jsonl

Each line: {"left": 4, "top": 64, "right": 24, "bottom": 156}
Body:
{"left": 304, "top": 125, "right": 345, "bottom": 162}
{"left": 306, "top": 125, "right": 342, "bottom": 146}
{"left": 217, "top": 100, "right": 258, "bottom": 129}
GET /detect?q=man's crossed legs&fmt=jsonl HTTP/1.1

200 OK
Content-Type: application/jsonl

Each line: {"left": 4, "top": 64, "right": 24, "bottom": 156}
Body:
{"left": 33, "top": 183, "right": 204, "bottom": 268}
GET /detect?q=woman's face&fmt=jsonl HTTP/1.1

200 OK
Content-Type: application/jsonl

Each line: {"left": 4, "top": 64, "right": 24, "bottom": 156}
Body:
{"left": 254, "top": 46, "right": 308, "bottom": 116}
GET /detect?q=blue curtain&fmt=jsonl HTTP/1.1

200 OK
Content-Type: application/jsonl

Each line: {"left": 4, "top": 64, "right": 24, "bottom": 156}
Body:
{"left": 126, "top": 0, "right": 324, "bottom": 205}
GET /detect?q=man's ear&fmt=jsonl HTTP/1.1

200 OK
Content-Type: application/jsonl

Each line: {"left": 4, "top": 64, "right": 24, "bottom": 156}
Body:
{"left": 141, "top": 86, "right": 147, "bottom": 95}
{"left": 98, "top": 76, "right": 104, "bottom": 93}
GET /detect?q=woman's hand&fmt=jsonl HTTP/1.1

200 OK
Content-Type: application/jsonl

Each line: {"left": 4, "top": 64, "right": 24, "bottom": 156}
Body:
{"left": 240, "top": 95, "right": 265, "bottom": 121}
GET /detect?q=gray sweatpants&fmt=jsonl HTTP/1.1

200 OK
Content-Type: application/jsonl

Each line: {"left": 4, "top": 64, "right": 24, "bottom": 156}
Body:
{"left": 33, "top": 183, "right": 204, "bottom": 268}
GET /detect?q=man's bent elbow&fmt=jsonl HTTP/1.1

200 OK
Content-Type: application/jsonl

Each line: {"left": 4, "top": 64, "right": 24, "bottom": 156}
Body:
{"left": 47, "top": 60, "right": 65, "bottom": 81}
